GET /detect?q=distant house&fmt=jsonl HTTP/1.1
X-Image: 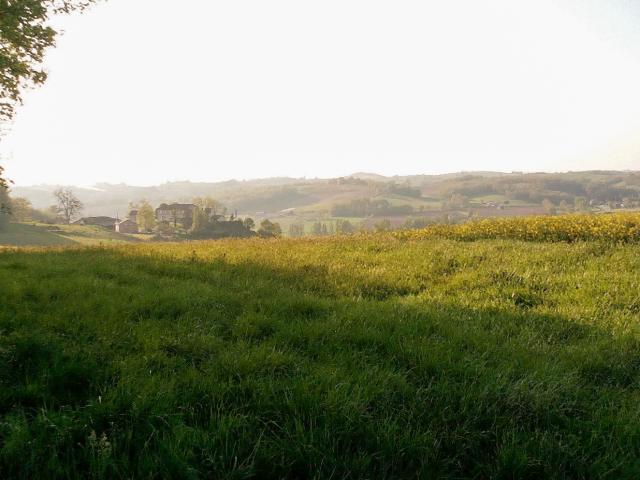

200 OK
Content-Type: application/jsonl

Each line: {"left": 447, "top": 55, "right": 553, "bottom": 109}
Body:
{"left": 155, "top": 203, "right": 198, "bottom": 227}
{"left": 115, "top": 219, "right": 139, "bottom": 234}
{"left": 73, "top": 216, "right": 117, "bottom": 228}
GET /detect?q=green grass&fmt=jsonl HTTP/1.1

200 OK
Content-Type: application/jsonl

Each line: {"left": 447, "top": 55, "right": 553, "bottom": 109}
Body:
{"left": 0, "top": 223, "right": 147, "bottom": 247}
{"left": 469, "top": 194, "right": 534, "bottom": 206}
{"left": 0, "top": 223, "right": 77, "bottom": 246}
{"left": 2, "top": 236, "right": 640, "bottom": 478}
{"left": 374, "top": 194, "right": 443, "bottom": 210}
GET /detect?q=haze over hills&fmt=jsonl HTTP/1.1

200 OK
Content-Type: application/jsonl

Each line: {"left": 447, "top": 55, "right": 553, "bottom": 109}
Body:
{"left": 11, "top": 170, "right": 640, "bottom": 219}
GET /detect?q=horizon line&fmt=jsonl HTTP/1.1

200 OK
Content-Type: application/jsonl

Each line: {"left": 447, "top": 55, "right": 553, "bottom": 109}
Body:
{"left": 10, "top": 168, "right": 640, "bottom": 189}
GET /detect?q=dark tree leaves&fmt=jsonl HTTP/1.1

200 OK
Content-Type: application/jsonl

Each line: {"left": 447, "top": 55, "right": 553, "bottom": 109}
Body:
{"left": 1, "top": 0, "right": 100, "bottom": 122}
{"left": 0, "top": 165, "right": 10, "bottom": 225}
{"left": 0, "top": 0, "right": 100, "bottom": 193}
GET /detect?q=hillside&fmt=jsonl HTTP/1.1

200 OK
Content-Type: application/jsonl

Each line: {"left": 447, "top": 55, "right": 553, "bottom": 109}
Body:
{"left": 11, "top": 171, "right": 640, "bottom": 223}
{"left": 0, "top": 223, "right": 148, "bottom": 247}
{"left": 1, "top": 221, "right": 640, "bottom": 477}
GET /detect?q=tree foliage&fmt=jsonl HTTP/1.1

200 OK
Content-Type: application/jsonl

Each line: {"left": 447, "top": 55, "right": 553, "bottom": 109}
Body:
{"left": 132, "top": 199, "right": 155, "bottom": 232}
{"left": 0, "top": 0, "right": 100, "bottom": 122}
{"left": 288, "top": 223, "right": 304, "bottom": 238}
{"left": 336, "top": 219, "right": 355, "bottom": 235}
{"left": 331, "top": 198, "right": 414, "bottom": 217}
{"left": 243, "top": 217, "right": 255, "bottom": 231}
{"left": 191, "top": 206, "right": 208, "bottom": 232}
{"left": 193, "top": 196, "right": 225, "bottom": 214}
{"left": 189, "top": 210, "right": 254, "bottom": 240}
{"left": 0, "top": 0, "right": 102, "bottom": 193}
{"left": 7, "top": 196, "right": 32, "bottom": 221}
{"left": 0, "top": 164, "right": 9, "bottom": 207}
{"left": 258, "top": 219, "right": 282, "bottom": 238}
{"left": 0, "top": 165, "right": 11, "bottom": 229}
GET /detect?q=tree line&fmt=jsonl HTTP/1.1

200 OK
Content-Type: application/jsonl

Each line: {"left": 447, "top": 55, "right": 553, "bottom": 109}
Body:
{"left": 432, "top": 173, "right": 640, "bottom": 207}
{"left": 0, "top": 187, "right": 84, "bottom": 229}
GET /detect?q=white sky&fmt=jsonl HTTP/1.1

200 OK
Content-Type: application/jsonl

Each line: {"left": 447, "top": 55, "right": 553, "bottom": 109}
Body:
{"left": 2, "top": 0, "right": 640, "bottom": 186}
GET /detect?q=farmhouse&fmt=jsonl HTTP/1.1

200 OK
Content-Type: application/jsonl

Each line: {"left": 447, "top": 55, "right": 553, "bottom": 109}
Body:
{"left": 155, "top": 203, "right": 198, "bottom": 227}
{"left": 115, "top": 219, "right": 139, "bottom": 233}
{"left": 73, "top": 216, "right": 117, "bottom": 228}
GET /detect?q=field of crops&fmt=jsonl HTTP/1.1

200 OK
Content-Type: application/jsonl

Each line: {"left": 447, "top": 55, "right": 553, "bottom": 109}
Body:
{"left": 1, "top": 223, "right": 640, "bottom": 478}
{"left": 395, "top": 212, "right": 640, "bottom": 243}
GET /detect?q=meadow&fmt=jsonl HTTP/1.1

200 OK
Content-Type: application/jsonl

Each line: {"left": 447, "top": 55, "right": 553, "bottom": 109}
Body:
{"left": 1, "top": 215, "right": 640, "bottom": 478}
{"left": 0, "top": 223, "right": 148, "bottom": 247}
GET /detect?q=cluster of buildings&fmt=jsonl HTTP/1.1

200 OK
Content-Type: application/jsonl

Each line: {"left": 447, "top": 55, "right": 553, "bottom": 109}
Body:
{"left": 73, "top": 203, "right": 221, "bottom": 233}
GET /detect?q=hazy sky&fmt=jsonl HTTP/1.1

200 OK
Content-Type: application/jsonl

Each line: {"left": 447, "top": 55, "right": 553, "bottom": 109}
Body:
{"left": 3, "top": 0, "right": 640, "bottom": 186}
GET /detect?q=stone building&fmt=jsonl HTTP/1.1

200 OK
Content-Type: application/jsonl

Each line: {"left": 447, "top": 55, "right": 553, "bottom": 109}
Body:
{"left": 155, "top": 203, "right": 198, "bottom": 228}
{"left": 115, "top": 219, "right": 139, "bottom": 234}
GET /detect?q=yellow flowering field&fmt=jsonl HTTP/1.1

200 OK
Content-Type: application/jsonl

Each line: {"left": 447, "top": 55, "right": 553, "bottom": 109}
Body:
{"left": 394, "top": 212, "right": 640, "bottom": 243}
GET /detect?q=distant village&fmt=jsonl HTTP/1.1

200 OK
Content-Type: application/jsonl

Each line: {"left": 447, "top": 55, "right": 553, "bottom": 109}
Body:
{"left": 73, "top": 202, "right": 275, "bottom": 238}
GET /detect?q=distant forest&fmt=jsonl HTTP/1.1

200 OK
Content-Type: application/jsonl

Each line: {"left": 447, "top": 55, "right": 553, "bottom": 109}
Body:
{"left": 433, "top": 172, "right": 640, "bottom": 204}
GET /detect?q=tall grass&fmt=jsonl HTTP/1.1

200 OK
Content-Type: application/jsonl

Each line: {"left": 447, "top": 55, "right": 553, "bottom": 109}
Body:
{"left": 1, "top": 235, "right": 640, "bottom": 478}
{"left": 394, "top": 212, "right": 640, "bottom": 243}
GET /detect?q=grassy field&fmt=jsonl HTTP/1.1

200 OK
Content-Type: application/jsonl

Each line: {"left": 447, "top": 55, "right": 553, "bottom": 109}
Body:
{"left": 396, "top": 212, "right": 640, "bottom": 243}
{"left": 469, "top": 194, "right": 535, "bottom": 207}
{"left": 0, "top": 223, "right": 150, "bottom": 247}
{"left": 2, "top": 221, "right": 640, "bottom": 477}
